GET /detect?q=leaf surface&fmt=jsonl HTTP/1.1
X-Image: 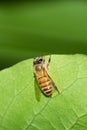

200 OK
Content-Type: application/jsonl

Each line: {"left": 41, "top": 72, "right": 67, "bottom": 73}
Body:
{"left": 0, "top": 54, "right": 87, "bottom": 130}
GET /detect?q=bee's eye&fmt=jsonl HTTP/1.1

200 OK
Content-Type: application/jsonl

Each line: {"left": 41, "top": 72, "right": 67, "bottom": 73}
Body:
{"left": 38, "top": 58, "right": 43, "bottom": 63}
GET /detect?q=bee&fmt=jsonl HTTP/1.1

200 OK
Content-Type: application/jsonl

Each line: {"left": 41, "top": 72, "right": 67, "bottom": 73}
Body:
{"left": 33, "top": 55, "right": 59, "bottom": 97}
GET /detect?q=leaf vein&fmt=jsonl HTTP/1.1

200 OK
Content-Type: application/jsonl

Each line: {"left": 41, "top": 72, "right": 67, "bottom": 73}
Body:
{"left": 24, "top": 99, "right": 50, "bottom": 130}
{"left": 69, "top": 113, "right": 87, "bottom": 130}
{"left": 41, "top": 113, "right": 56, "bottom": 130}
{"left": 1, "top": 84, "right": 30, "bottom": 125}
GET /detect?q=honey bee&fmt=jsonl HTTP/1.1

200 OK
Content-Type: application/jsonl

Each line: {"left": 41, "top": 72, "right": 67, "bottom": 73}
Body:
{"left": 33, "top": 55, "right": 59, "bottom": 97}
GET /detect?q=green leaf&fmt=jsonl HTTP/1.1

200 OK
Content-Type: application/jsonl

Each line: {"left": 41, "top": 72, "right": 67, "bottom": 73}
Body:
{"left": 0, "top": 54, "right": 87, "bottom": 130}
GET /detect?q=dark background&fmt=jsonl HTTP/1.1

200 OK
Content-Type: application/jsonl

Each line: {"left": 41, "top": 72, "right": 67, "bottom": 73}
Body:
{"left": 0, "top": 0, "right": 87, "bottom": 70}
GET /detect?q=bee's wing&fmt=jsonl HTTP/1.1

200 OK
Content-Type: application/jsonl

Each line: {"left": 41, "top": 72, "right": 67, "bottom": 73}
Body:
{"left": 48, "top": 74, "right": 60, "bottom": 94}
{"left": 34, "top": 74, "right": 41, "bottom": 101}
{"left": 53, "top": 83, "right": 60, "bottom": 94}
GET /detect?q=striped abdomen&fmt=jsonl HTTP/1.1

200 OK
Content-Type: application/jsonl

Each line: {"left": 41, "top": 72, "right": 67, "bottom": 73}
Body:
{"left": 38, "top": 76, "right": 53, "bottom": 97}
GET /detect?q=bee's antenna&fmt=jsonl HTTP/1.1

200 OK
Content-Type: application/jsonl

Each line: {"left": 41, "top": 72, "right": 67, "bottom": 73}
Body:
{"left": 48, "top": 55, "right": 51, "bottom": 63}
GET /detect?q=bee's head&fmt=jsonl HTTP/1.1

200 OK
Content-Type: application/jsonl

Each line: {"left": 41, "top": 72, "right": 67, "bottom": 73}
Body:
{"left": 33, "top": 57, "right": 45, "bottom": 65}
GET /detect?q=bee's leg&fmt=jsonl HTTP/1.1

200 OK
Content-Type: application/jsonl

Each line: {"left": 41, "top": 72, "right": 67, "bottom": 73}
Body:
{"left": 42, "top": 56, "right": 45, "bottom": 62}
{"left": 47, "top": 55, "right": 51, "bottom": 69}
{"left": 33, "top": 72, "right": 36, "bottom": 78}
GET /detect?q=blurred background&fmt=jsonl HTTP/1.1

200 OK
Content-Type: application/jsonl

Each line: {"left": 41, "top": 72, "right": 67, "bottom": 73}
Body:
{"left": 0, "top": 0, "right": 87, "bottom": 70}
